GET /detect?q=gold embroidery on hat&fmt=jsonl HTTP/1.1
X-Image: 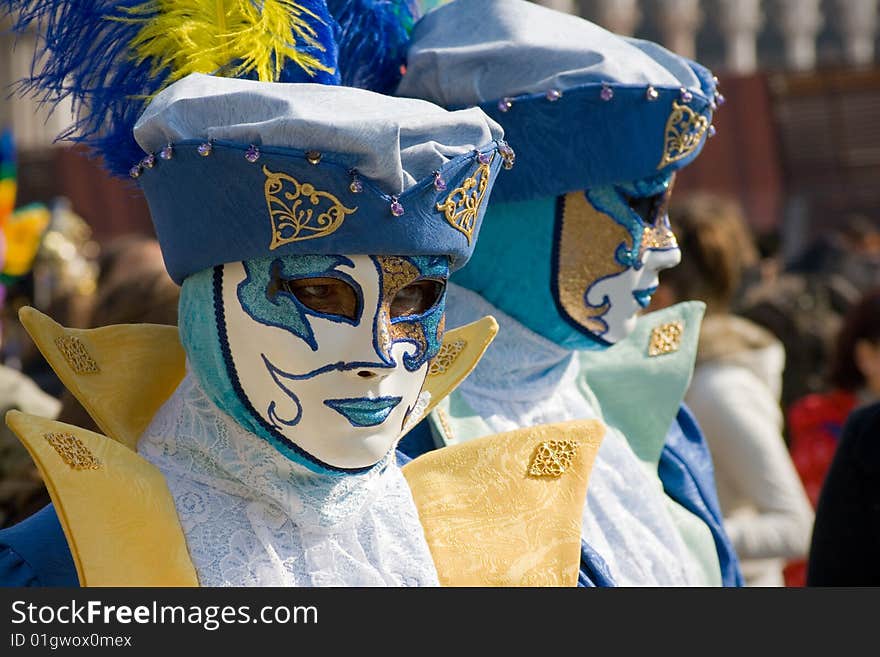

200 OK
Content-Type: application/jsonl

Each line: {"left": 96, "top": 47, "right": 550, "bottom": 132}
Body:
{"left": 44, "top": 432, "right": 101, "bottom": 470}
{"left": 658, "top": 101, "right": 710, "bottom": 169}
{"left": 427, "top": 338, "right": 467, "bottom": 378}
{"left": 529, "top": 440, "right": 579, "bottom": 478}
{"left": 54, "top": 335, "right": 99, "bottom": 374}
{"left": 264, "top": 166, "right": 357, "bottom": 250}
{"left": 435, "top": 156, "right": 492, "bottom": 244}
{"left": 649, "top": 321, "right": 684, "bottom": 357}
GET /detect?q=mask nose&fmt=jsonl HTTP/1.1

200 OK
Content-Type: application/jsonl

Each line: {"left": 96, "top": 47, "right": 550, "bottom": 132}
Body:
{"left": 349, "top": 366, "right": 391, "bottom": 381}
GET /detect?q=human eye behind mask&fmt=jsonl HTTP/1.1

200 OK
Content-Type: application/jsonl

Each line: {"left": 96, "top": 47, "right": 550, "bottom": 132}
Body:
{"left": 279, "top": 274, "right": 445, "bottom": 322}
{"left": 276, "top": 276, "right": 362, "bottom": 321}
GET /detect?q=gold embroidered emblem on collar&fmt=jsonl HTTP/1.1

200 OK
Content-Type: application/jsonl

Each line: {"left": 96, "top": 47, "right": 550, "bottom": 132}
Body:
{"left": 427, "top": 338, "right": 467, "bottom": 378}
{"left": 648, "top": 321, "right": 684, "bottom": 357}
{"left": 435, "top": 156, "right": 492, "bottom": 244}
{"left": 434, "top": 406, "right": 456, "bottom": 445}
{"left": 264, "top": 165, "right": 357, "bottom": 250}
{"left": 529, "top": 440, "right": 579, "bottom": 478}
{"left": 54, "top": 335, "right": 99, "bottom": 374}
{"left": 657, "top": 101, "right": 710, "bottom": 169}
{"left": 44, "top": 432, "right": 101, "bottom": 470}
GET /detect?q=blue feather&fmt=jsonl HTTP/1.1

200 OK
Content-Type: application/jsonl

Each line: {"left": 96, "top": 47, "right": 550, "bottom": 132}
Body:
{"left": 1, "top": 1, "right": 340, "bottom": 178}
{"left": 327, "top": 0, "right": 419, "bottom": 94}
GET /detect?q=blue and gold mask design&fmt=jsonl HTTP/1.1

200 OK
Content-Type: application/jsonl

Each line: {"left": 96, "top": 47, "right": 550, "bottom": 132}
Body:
{"left": 453, "top": 172, "right": 679, "bottom": 350}
{"left": 179, "top": 253, "right": 449, "bottom": 473}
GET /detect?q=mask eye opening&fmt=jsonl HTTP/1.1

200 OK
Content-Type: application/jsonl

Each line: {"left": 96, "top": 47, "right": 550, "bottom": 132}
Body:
{"left": 626, "top": 191, "right": 667, "bottom": 226}
{"left": 273, "top": 274, "right": 361, "bottom": 322}
{"left": 389, "top": 278, "right": 446, "bottom": 321}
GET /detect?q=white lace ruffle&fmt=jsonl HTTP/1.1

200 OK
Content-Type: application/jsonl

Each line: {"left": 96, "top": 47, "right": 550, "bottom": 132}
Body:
{"left": 138, "top": 371, "right": 439, "bottom": 587}
{"left": 445, "top": 283, "right": 704, "bottom": 586}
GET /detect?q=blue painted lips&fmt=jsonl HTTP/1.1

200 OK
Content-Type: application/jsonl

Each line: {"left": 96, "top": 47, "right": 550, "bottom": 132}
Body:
{"left": 323, "top": 396, "right": 403, "bottom": 427}
{"left": 632, "top": 286, "right": 657, "bottom": 309}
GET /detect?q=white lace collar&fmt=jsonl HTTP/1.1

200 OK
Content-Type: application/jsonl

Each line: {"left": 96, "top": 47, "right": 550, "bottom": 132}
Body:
{"left": 138, "top": 371, "right": 439, "bottom": 586}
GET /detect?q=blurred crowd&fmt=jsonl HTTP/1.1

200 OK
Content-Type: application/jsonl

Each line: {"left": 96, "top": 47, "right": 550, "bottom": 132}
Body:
{"left": 0, "top": 195, "right": 177, "bottom": 529}
{"left": 652, "top": 193, "right": 880, "bottom": 586}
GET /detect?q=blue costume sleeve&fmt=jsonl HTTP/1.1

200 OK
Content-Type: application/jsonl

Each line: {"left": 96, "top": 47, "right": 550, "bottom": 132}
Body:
{"left": 579, "top": 540, "right": 615, "bottom": 587}
{"left": 658, "top": 404, "right": 745, "bottom": 587}
{"left": 397, "top": 419, "right": 436, "bottom": 460}
{"left": 0, "top": 504, "right": 78, "bottom": 587}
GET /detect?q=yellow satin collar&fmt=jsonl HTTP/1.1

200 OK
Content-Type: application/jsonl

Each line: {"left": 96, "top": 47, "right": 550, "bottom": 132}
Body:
{"left": 9, "top": 307, "right": 603, "bottom": 586}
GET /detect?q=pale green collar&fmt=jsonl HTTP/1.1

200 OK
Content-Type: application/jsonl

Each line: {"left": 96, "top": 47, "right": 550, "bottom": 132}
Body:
{"left": 577, "top": 301, "right": 706, "bottom": 467}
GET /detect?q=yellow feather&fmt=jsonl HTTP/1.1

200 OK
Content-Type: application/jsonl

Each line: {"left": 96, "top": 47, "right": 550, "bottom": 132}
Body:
{"left": 116, "top": 0, "right": 335, "bottom": 86}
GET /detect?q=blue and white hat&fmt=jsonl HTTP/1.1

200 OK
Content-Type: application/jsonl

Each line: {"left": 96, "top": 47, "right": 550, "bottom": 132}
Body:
{"left": 396, "top": 0, "right": 720, "bottom": 202}
{"left": 133, "top": 74, "right": 506, "bottom": 283}
{"left": 3, "top": 0, "right": 507, "bottom": 283}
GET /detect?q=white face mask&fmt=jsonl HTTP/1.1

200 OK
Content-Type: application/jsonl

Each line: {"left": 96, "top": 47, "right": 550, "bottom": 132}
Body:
{"left": 554, "top": 173, "right": 679, "bottom": 345}
{"left": 584, "top": 244, "right": 681, "bottom": 343}
{"left": 219, "top": 254, "right": 448, "bottom": 470}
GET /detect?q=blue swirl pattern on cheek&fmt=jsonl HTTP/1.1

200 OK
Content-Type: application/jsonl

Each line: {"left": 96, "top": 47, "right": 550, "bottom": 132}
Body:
{"left": 236, "top": 254, "right": 360, "bottom": 351}
{"left": 264, "top": 357, "right": 304, "bottom": 428}
{"left": 586, "top": 172, "right": 675, "bottom": 270}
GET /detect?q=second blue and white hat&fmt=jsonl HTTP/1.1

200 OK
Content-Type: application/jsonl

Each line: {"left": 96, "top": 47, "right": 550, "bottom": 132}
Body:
{"left": 396, "top": 0, "right": 720, "bottom": 202}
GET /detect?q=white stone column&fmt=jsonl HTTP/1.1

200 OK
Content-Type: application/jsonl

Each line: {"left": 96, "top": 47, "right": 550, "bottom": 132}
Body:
{"left": 4, "top": 28, "right": 74, "bottom": 150}
{"left": 836, "top": 0, "right": 879, "bottom": 67}
{"left": 655, "top": 0, "right": 704, "bottom": 59}
{"left": 593, "top": 0, "right": 642, "bottom": 36}
{"left": 716, "top": 0, "right": 764, "bottom": 74}
{"left": 777, "top": 0, "right": 823, "bottom": 71}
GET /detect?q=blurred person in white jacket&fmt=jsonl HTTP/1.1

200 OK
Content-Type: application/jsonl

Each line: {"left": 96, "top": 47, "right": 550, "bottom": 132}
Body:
{"left": 651, "top": 193, "right": 814, "bottom": 586}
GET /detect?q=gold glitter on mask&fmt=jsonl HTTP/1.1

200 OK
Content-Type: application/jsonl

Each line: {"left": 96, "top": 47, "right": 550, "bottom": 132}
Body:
{"left": 639, "top": 173, "right": 678, "bottom": 262}
{"left": 555, "top": 192, "right": 632, "bottom": 333}
{"left": 375, "top": 256, "right": 428, "bottom": 362}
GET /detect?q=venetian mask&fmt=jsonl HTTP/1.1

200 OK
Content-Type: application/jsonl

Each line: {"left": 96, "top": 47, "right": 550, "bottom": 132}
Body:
{"left": 553, "top": 172, "right": 680, "bottom": 344}
{"left": 179, "top": 253, "right": 448, "bottom": 472}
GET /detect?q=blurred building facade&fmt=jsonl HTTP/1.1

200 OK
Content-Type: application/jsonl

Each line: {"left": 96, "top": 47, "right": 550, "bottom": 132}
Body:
{"left": 536, "top": 0, "right": 880, "bottom": 261}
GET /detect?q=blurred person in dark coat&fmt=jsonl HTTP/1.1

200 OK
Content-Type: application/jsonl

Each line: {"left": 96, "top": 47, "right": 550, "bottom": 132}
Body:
{"left": 786, "top": 288, "right": 880, "bottom": 585}
{"left": 807, "top": 400, "right": 880, "bottom": 586}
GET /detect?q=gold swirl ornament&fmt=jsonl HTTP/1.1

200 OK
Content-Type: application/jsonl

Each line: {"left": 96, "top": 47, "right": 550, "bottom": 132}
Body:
{"left": 435, "top": 156, "right": 493, "bottom": 244}
{"left": 657, "top": 101, "right": 710, "bottom": 169}
{"left": 264, "top": 166, "right": 357, "bottom": 250}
